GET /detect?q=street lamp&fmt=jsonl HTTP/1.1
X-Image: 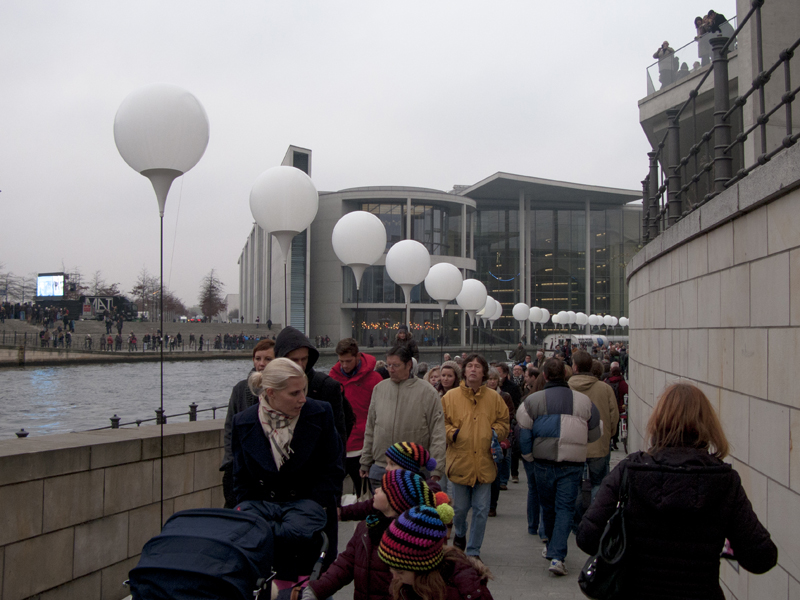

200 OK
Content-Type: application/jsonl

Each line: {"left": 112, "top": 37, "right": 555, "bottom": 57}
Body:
{"left": 249, "top": 166, "right": 319, "bottom": 327}
{"left": 114, "top": 83, "right": 210, "bottom": 522}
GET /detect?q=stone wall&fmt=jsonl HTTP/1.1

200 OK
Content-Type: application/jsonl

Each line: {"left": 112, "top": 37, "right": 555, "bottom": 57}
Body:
{"left": 0, "top": 421, "right": 225, "bottom": 600}
{"left": 625, "top": 142, "right": 800, "bottom": 599}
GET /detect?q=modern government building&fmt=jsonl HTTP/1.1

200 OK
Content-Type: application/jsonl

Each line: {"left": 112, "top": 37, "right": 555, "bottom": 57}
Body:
{"left": 239, "top": 145, "right": 642, "bottom": 347}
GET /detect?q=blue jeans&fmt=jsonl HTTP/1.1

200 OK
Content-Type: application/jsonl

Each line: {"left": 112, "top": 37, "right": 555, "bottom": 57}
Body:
{"left": 534, "top": 462, "right": 583, "bottom": 562}
{"left": 522, "top": 460, "right": 545, "bottom": 538}
{"left": 498, "top": 451, "right": 511, "bottom": 486}
{"left": 451, "top": 482, "right": 492, "bottom": 556}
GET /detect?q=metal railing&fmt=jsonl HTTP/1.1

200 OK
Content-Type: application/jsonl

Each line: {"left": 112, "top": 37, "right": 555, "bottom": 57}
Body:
{"left": 83, "top": 402, "right": 228, "bottom": 431}
{"left": 642, "top": 0, "right": 800, "bottom": 242}
{"left": 0, "top": 330, "right": 267, "bottom": 352}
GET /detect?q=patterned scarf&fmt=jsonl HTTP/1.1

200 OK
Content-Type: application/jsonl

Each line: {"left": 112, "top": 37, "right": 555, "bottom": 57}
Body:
{"left": 258, "top": 397, "right": 297, "bottom": 468}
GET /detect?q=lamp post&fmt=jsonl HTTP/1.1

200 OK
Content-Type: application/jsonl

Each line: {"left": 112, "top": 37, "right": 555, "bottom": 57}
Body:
{"left": 114, "top": 83, "right": 210, "bottom": 523}
{"left": 249, "top": 166, "right": 319, "bottom": 328}
{"left": 424, "top": 262, "right": 463, "bottom": 362}
{"left": 385, "top": 240, "right": 431, "bottom": 329}
{"left": 456, "top": 279, "right": 487, "bottom": 350}
{"left": 332, "top": 211, "right": 387, "bottom": 340}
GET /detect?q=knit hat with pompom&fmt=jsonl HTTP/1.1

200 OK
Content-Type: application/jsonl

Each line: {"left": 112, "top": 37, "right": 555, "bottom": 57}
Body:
{"left": 379, "top": 505, "right": 449, "bottom": 572}
{"left": 385, "top": 442, "right": 437, "bottom": 475}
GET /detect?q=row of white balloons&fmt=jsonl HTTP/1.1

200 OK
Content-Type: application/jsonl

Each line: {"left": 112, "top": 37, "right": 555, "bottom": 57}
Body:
{"left": 512, "top": 303, "right": 630, "bottom": 328}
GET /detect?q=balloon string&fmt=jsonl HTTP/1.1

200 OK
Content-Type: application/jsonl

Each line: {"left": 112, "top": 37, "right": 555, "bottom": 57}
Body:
{"left": 168, "top": 176, "right": 184, "bottom": 289}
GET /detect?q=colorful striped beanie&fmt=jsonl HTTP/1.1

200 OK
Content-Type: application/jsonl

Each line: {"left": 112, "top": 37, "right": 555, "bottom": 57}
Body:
{"left": 381, "top": 470, "right": 434, "bottom": 514}
{"left": 385, "top": 442, "right": 437, "bottom": 474}
{"left": 379, "top": 505, "right": 448, "bottom": 572}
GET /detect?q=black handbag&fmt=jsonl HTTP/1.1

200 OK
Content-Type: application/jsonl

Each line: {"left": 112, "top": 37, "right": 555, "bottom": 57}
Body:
{"left": 578, "top": 468, "right": 629, "bottom": 599}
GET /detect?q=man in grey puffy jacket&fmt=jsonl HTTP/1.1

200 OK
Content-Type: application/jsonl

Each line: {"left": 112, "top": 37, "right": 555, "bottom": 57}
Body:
{"left": 517, "top": 357, "right": 601, "bottom": 576}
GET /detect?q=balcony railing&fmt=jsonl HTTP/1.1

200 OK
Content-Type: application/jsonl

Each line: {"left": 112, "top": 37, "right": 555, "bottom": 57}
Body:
{"left": 642, "top": 1, "right": 800, "bottom": 243}
{"left": 646, "top": 17, "right": 737, "bottom": 95}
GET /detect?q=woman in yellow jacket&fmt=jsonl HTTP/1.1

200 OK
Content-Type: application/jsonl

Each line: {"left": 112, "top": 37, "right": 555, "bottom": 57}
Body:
{"left": 441, "top": 353, "right": 509, "bottom": 559}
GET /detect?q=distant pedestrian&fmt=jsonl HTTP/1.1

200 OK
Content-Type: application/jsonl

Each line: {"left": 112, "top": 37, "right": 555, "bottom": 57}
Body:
{"left": 198, "top": 335, "right": 204, "bottom": 351}
{"left": 255, "top": 316, "right": 260, "bottom": 328}
{"left": 266, "top": 318, "right": 272, "bottom": 330}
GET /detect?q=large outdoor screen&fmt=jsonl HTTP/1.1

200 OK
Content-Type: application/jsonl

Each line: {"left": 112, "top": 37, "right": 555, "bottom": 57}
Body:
{"left": 37, "top": 273, "right": 65, "bottom": 297}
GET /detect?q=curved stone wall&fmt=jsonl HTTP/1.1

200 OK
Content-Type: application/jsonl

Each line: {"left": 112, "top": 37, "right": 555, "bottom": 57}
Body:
{"left": 625, "top": 143, "right": 800, "bottom": 598}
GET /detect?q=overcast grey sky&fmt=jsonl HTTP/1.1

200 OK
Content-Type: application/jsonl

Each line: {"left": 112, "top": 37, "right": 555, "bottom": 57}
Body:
{"left": 0, "top": 1, "right": 734, "bottom": 307}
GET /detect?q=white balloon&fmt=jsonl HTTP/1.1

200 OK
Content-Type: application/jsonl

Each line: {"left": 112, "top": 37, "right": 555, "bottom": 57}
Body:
{"left": 424, "top": 263, "right": 463, "bottom": 303}
{"left": 529, "top": 306, "right": 543, "bottom": 323}
{"left": 611, "top": 316, "right": 619, "bottom": 326}
{"left": 250, "top": 166, "right": 319, "bottom": 260}
{"left": 567, "top": 310, "right": 577, "bottom": 324}
{"left": 557, "top": 311, "right": 568, "bottom": 323}
{"left": 513, "top": 302, "right": 530, "bottom": 321}
{"left": 576, "top": 312, "right": 588, "bottom": 325}
{"left": 386, "top": 240, "right": 431, "bottom": 304}
{"left": 619, "top": 317, "right": 629, "bottom": 327}
{"left": 588, "top": 315, "right": 599, "bottom": 326}
{"left": 539, "top": 308, "right": 550, "bottom": 324}
{"left": 332, "top": 212, "right": 387, "bottom": 289}
{"left": 490, "top": 301, "right": 502, "bottom": 321}
{"left": 603, "top": 315, "right": 614, "bottom": 326}
{"left": 456, "top": 279, "right": 488, "bottom": 311}
{"left": 552, "top": 313, "right": 561, "bottom": 324}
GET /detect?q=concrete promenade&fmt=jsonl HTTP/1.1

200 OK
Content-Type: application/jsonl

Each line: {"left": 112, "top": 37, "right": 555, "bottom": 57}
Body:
{"left": 333, "top": 449, "right": 626, "bottom": 600}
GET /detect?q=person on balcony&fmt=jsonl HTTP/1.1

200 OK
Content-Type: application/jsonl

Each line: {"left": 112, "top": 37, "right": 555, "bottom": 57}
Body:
{"left": 654, "top": 41, "right": 676, "bottom": 88}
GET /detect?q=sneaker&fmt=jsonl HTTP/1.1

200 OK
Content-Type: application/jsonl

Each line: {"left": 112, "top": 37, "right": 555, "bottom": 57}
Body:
{"left": 549, "top": 560, "right": 567, "bottom": 576}
{"left": 541, "top": 546, "right": 549, "bottom": 559}
{"left": 488, "top": 509, "right": 497, "bottom": 517}
{"left": 454, "top": 535, "right": 467, "bottom": 551}
{"left": 499, "top": 484, "right": 508, "bottom": 491}
{"left": 512, "top": 476, "right": 519, "bottom": 483}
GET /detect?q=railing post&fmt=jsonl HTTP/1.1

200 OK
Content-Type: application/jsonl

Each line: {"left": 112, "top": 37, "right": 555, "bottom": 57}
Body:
{"left": 110, "top": 414, "right": 121, "bottom": 429}
{"left": 666, "top": 108, "right": 683, "bottom": 226}
{"left": 647, "top": 151, "right": 660, "bottom": 240}
{"left": 641, "top": 178, "right": 650, "bottom": 242}
{"left": 711, "top": 36, "right": 732, "bottom": 193}
{"left": 189, "top": 402, "right": 198, "bottom": 421}
{"left": 155, "top": 408, "right": 166, "bottom": 425}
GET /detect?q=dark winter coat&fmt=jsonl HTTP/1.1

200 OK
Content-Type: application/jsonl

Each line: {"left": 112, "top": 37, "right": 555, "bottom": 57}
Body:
{"left": 577, "top": 448, "right": 777, "bottom": 600}
{"left": 308, "top": 517, "right": 393, "bottom": 600}
{"left": 221, "top": 369, "right": 258, "bottom": 470}
{"left": 231, "top": 398, "right": 345, "bottom": 566}
{"left": 275, "top": 326, "right": 349, "bottom": 443}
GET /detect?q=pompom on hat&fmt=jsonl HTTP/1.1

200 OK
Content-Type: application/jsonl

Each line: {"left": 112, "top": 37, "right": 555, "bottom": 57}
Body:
{"left": 379, "top": 505, "right": 448, "bottom": 572}
{"left": 385, "top": 442, "right": 437, "bottom": 474}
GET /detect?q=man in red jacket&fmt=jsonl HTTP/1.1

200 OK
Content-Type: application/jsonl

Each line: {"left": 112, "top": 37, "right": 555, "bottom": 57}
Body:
{"left": 330, "top": 338, "right": 384, "bottom": 497}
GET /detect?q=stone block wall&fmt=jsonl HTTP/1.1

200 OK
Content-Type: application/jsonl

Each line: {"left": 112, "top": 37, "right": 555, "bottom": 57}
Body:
{"left": 625, "top": 143, "right": 800, "bottom": 599}
{"left": 0, "top": 421, "right": 225, "bottom": 600}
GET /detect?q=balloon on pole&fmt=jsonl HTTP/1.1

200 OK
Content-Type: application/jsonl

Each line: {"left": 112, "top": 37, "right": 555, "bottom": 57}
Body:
{"left": 424, "top": 262, "right": 463, "bottom": 316}
{"left": 456, "top": 279, "right": 488, "bottom": 326}
{"left": 332, "top": 212, "right": 387, "bottom": 289}
{"left": 385, "top": 240, "right": 431, "bottom": 305}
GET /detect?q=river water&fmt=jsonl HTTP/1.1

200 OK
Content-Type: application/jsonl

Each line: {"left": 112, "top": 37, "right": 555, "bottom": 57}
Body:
{"left": 0, "top": 357, "right": 339, "bottom": 440}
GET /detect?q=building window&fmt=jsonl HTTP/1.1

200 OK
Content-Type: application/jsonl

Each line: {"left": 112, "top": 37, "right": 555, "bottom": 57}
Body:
{"left": 362, "top": 203, "right": 405, "bottom": 251}
{"left": 409, "top": 204, "right": 462, "bottom": 257}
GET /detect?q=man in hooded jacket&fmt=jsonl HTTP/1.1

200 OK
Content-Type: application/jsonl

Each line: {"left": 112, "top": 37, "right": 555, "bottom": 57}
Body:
{"left": 274, "top": 326, "right": 352, "bottom": 448}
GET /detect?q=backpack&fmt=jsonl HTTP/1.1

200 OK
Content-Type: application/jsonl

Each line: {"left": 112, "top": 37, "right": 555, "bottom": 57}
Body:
{"left": 609, "top": 380, "right": 623, "bottom": 407}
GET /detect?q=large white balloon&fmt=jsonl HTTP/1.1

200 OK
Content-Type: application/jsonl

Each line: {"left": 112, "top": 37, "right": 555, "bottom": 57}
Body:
{"left": 386, "top": 240, "right": 432, "bottom": 304}
{"left": 490, "top": 301, "right": 503, "bottom": 322}
{"left": 610, "top": 316, "right": 619, "bottom": 326}
{"left": 539, "top": 308, "right": 550, "bottom": 324}
{"left": 456, "top": 279, "right": 488, "bottom": 325}
{"left": 250, "top": 166, "right": 319, "bottom": 260}
{"left": 424, "top": 262, "right": 463, "bottom": 315}
{"left": 552, "top": 313, "right": 561, "bottom": 324}
{"left": 588, "top": 314, "right": 599, "bottom": 326}
{"left": 603, "top": 315, "right": 614, "bottom": 326}
{"left": 619, "top": 317, "right": 629, "bottom": 327}
{"left": 567, "top": 311, "right": 577, "bottom": 324}
{"left": 513, "top": 303, "right": 530, "bottom": 321}
{"left": 576, "top": 312, "right": 588, "bottom": 325}
{"left": 114, "top": 83, "right": 210, "bottom": 216}
{"left": 529, "top": 306, "right": 543, "bottom": 323}
{"left": 332, "top": 212, "right": 387, "bottom": 289}
{"left": 557, "top": 311, "right": 568, "bottom": 323}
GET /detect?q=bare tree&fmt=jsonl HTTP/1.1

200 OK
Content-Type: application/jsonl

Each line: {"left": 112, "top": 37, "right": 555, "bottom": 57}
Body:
{"left": 198, "top": 269, "right": 227, "bottom": 320}
{"left": 130, "top": 267, "right": 159, "bottom": 319}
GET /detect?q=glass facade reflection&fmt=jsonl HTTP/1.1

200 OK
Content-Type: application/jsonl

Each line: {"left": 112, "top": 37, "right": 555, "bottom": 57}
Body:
{"left": 410, "top": 204, "right": 461, "bottom": 257}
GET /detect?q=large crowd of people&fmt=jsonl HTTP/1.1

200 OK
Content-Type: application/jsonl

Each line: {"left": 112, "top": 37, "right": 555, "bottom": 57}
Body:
{"left": 218, "top": 324, "right": 777, "bottom": 599}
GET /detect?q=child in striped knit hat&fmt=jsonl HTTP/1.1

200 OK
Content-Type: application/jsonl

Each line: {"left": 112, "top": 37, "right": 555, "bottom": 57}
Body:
{"left": 341, "top": 441, "right": 442, "bottom": 522}
{"left": 304, "top": 470, "right": 452, "bottom": 600}
{"left": 379, "top": 505, "right": 494, "bottom": 600}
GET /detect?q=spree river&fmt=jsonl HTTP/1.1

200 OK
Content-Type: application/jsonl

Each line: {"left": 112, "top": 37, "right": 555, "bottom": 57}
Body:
{"left": 0, "top": 357, "right": 340, "bottom": 440}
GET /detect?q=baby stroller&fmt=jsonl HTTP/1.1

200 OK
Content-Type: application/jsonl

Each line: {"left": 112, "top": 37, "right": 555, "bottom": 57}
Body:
{"left": 126, "top": 501, "right": 329, "bottom": 600}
